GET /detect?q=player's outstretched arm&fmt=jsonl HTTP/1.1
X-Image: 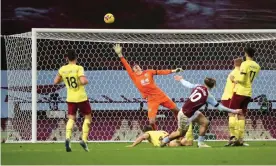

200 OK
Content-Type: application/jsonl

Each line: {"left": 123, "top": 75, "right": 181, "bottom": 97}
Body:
{"left": 207, "top": 93, "right": 242, "bottom": 114}
{"left": 150, "top": 68, "right": 183, "bottom": 76}
{"left": 113, "top": 44, "right": 135, "bottom": 79}
{"left": 126, "top": 133, "right": 149, "bottom": 147}
{"left": 54, "top": 73, "right": 62, "bottom": 85}
{"left": 230, "top": 63, "right": 246, "bottom": 84}
{"left": 174, "top": 75, "right": 197, "bottom": 89}
{"left": 78, "top": 66, "right": 89, "bottom": 85}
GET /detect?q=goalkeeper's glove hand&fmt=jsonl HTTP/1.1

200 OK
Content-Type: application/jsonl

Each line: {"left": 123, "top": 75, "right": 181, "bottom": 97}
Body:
{"left": 172, "top": 68, "right": 184, "bottom": 73}
{"left": 113, "top": 44, "right": 123, "bottom": 57}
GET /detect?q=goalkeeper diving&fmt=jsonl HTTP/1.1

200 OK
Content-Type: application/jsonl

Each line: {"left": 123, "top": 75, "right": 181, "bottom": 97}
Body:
{"left": 113, "top": 44, "right": 183, "bottom": 131}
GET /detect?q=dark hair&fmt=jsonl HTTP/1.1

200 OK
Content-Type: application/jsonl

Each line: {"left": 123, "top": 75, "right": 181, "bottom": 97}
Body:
{"left": 244, "top": 47, "right": 255, "bottom": 58}
{"left": 66, "top": 50, "right": 77, "bottom": 61}
{"left": 204, "top": 77, "right": 216, "bottom": 89}
{"left": 142, "top": 125, "right": 153, "bottom": 132}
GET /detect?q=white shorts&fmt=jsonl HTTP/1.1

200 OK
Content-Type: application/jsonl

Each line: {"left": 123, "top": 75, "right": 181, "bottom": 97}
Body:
{"left": 177, "top": 110, "right": 189, "bottom": 132}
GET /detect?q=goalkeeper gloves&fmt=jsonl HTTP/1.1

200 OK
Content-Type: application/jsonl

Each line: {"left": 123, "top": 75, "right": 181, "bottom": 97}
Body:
{"left": 172, "top": 68, "right": 184, "bottom": 73}
{"left": 113, "top": 44, "right": 123, "bottom": 57}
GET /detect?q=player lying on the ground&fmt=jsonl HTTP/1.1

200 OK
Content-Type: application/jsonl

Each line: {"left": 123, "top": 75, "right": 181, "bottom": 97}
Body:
{"left": 229, "top": 47, "right": 260, "bottom": 146}
{"left": 54, "top": 50, "right": 92, "bottom": 152}
{"left": 221, "top": 57, "right": 243, "bottom": 146}
{"left": 126, "top": 124, "right": 193, "bottom": 147}
{"left": 160, "top": 75, "right": 242, "bottom": 148}
{"left": 113, "top": 44, "right": 182, "bottom": 130}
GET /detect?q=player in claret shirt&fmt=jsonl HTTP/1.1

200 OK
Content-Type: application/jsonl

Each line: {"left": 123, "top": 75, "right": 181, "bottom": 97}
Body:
{"left": 161, "top": 75, "right": 242, "bottom": 148}
{"left": 113, "top": 44, "right": 182, "bottom": 131}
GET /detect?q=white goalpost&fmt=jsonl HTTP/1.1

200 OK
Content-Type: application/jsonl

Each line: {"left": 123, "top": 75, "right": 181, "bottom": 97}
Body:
{"left": 3, "top": 29, "right": 276, "bottom": 143}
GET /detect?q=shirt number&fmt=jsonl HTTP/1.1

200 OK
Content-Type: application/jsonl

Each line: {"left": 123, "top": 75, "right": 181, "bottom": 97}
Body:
{"left": 66, "top": 77, "right": 78, "bottom": 88}
{"left": 189, "top": 89, "right": 202, "bottom": 102}
{"left": 249, "top": 71, "right": 256, "bottom": 82}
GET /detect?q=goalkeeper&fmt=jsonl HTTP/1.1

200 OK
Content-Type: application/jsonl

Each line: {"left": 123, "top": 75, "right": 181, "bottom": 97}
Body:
{"left": 113, "top": 44, "right": 182, "bottom": 130}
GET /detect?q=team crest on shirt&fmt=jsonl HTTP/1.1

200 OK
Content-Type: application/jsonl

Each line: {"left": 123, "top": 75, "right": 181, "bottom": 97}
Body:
{"left": 144, "top": 73, "right": 148, "bottom": 77}
{"left": 141, "top": 78, "right": 150, "bottom": 86}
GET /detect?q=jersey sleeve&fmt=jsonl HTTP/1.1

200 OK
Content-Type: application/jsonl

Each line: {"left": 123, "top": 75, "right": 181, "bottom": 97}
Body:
{"left": 206, "top": 93, "right": 220, "bottom": 107}
{"left": 207, "top": 93, "right": 236, "bottom": 113}
{"left": 120, "top": 57, "right": 135, "bottom": 80}
{"left": 58, "top": 67, "right": 62, "bottom": 76}
{"left": 236, "top": 62, "right": 248, "bottom": 83}
{"left": 78, "top": 66, "right": 85, "bottom": 77}
{"left": 148, "top": 70, "right": 172, "bottom": 75}
{"left": 180, "top": 79, "right": 198, "bottom": 89}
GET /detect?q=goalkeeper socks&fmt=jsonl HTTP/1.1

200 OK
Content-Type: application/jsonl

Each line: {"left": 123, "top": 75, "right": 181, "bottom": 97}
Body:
{"left": 82, "top": 119, "right": 91, "bottom": 142}
{"left": 238, "top": 119, "right": 245, "bottom": 140}
{"left": 66, "top": 119, "right": 75, "bottom": 140}
{"left": 229, "top": 116, "right": 237, "bottom": 138}
{"left": 151, "top": 123, "right": 157, "bottom": 130}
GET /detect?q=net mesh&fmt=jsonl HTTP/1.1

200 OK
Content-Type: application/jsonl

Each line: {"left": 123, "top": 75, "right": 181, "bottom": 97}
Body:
{"left": 4, "top": 31, "right": 276, "bottom": 142}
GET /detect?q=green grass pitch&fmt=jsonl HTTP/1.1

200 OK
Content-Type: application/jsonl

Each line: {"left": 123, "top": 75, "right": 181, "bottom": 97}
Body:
{"left": 2, "top": 141, "right": 276, "bottom": 165}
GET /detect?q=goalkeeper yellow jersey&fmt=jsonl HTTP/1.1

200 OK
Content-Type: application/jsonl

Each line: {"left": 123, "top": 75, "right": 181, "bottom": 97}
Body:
{"left": 221, "top": 68, "right": 240, "bottom": 100}
{"left": 235, "top": 60, "right": 260, "bottom": 97}
{"left": 145, "top": 130, "right": 168, "bottom": 147}
{"left": 58, "top": 64, "right": 88, "bottom": 102}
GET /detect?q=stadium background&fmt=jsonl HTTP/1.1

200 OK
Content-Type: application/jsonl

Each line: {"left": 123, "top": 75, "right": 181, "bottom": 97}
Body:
{"left": 1, "top": 0, "right": 276, "bottom": 141}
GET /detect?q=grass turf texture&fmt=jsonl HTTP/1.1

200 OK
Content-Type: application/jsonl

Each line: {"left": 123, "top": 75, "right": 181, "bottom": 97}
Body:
{"left": 2, "top": 142, "right": 276, "bottom": 165}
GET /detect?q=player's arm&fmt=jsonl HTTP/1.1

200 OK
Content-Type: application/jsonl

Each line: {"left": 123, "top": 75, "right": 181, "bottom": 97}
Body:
{"left": 126, "top": 133, "right": 150, "bottom": 147}
{"left": 230, "top": 63, "right": 247, "bottom": 84}
{"left": 113, "top": 44, "right": 135, "bottom": 79}
{"left": 54, "top": 69, "right": 63, "bottom": 85}
{"left": 174, "top": 75, "right": 197, "bottom": 89}
{"left": 148, "top": 68, "right": 183, "bottom": 76}
{"left": 78, "top": 66, "right": 88, "bottom": 85}
{"left": 207, "top": 93, "right": 242, "bottom": 114}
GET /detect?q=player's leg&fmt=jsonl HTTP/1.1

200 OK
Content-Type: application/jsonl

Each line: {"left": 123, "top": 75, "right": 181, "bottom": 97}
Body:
{"left": 65, "top": 102, "right": 78, "bottom": 152}
{"left": 222, "top": 99, "right": 237, "bottom": 146}
{"left": 147, "top": 101, "right": 159, "bottom": 130}
{"left": 180, "top": 137, "right": 193, "bottom": 146}
{"left": 168, "top": 139, "right": 182, "bottom": 147}
{"left": 194, "top": 112, "right": 210, "bottom": 148}
{"left": 181, "top": 123, "right": 193, "bottom": 146}
{"left": 161, "top": 97, "right": 179, "bottom": 119}
{"left": 229, "top": 93, "right": 244, "bottom": 146}
{"left": 79, "top": 100, "right": 92, "bottom": 152}
{"left": 161, "top": 111, "right": 188, "bottom": 147}
{"left": 236, "top": 97, "right": 251, "bottom": 146}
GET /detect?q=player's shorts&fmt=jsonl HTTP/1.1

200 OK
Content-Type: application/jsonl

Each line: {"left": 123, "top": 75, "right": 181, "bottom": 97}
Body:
{"left": 147, "top": 95, "right": 176, "bottom": 119}
{"left": 67, "top": 100, "right": 92, "bottom": 116}
{"left": 221, "top": 99, "right": 231, "bottom": 108}
{"left": 229, "top": 93, "right": 251, "bottom": 114}
{"left": 177, "top": 110, "right": 189, "bottom": 133}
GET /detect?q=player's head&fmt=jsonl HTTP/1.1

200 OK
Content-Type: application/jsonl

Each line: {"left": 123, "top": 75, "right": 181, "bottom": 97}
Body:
{"left": 234, "top": 57, "right": 243, "bottom": 67}
{"left": 244, "top": 47, "right": 255, "bottom": 58}
{"left": 142, "top": 125, "right": 153, "bottom": 132}
{"left": 66, "top": 50, "right": 77, "bottom": 62}
{"left": 132, "top": 64, "right": 143, "bottom": 74}
{"left": 204, "top": 77, "right": 216, "bottom": 89}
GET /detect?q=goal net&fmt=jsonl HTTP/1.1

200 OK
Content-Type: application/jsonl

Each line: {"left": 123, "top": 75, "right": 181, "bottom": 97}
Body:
{"left": 3, "top": 29, "right": 276, "bottom": 142}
